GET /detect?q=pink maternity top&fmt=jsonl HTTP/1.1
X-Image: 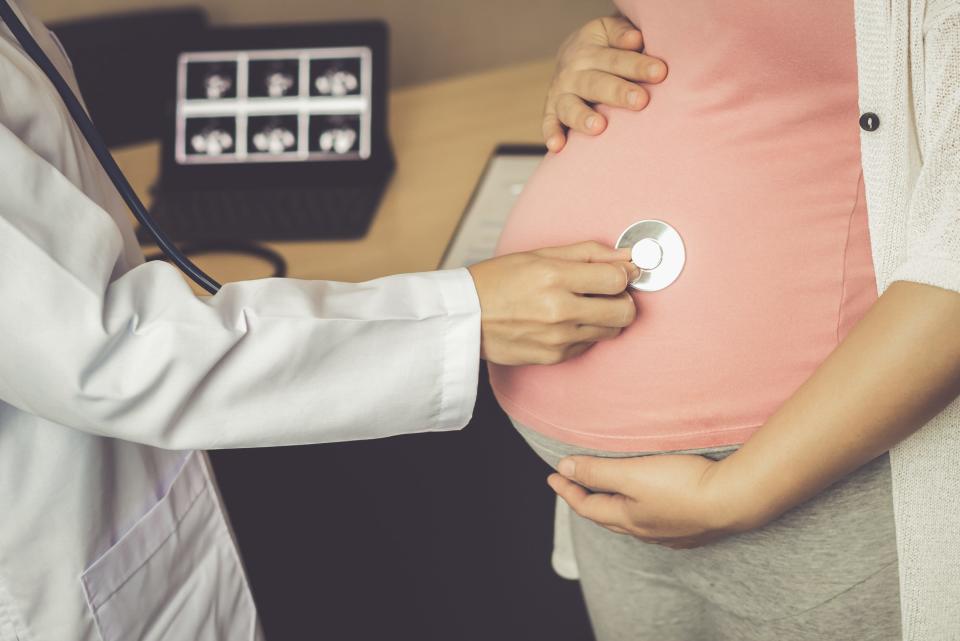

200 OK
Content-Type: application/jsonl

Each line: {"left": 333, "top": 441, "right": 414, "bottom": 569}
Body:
{"left": 488, "top": 0, "right": 877, "bottom": 452}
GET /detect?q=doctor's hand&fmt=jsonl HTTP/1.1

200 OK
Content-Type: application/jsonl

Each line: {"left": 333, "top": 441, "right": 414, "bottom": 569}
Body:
{"left": 468, "top": 241, "right": 639, "bottom": 366}
{"left": 544, "top": 15, "right": 667, "bottom": 152}
{"left": 548, "top": 453, "right": 766, "bottom": 549}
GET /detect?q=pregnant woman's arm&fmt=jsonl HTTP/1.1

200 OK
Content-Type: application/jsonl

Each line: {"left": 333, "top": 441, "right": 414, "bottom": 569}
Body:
{"left": 544, "top": 15, "right": 960, "bottom": 548}
{"left": 551, "top": 281, "right": 960, "bottom": 548}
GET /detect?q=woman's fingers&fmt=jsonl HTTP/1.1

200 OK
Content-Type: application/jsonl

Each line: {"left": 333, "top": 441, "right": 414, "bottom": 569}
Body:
{"left": 572, "top": 324, "right": 622, "bottom": 343}
{"left": 533, "top": 240, "right": 632, "bottom": 263}
{"left": 549, "top": 54, "right": 665, "bottom": 138}
{"left": 560, "top": 69, "right": 652, "bottom": 113}
{"left": 556, "top": 456, "right": 640, "bottom": 494}
{"left": 536, "top": 325, "right": 623, "bottom": 363}
{"left": 532, "top": 324, "right": 623, "bottom": 364}
{"left": 561, "top": 46, "right": 665, "bottom": 84}
{"left": 562, "top": 260, "right": 637, "bottom": 295}
{"left": 567, "top": 292, "right": 638, "bottom": 329}
{"left": 560, "top": 342, "right": 593, "bottom": 361}
{"left": 554, "top": 93, "right": 606, "bottom": 137}
{"left": 589, "top": 48, "right": 667, "bottom": 84}
{"left": 542, "top": 111, "right": 566, "bottom": 152}
{"left": 548, "top": 474, "right": 632, "bottom": 531}
{"left": 591, "top": 69, "right": 652, "bottom": 109}
{"left": 598, "top": 15, "right": 644, "bottom": 51}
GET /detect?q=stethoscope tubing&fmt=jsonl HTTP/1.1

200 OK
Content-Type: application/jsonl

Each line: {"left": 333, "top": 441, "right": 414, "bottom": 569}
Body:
{"left": 0, "top": 0, "right": 222, "bottom": 294}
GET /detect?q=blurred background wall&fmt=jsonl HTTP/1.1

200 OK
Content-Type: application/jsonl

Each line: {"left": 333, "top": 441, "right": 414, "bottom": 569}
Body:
{"left": 30, "top": 0, "right": 614, "bottom": 87}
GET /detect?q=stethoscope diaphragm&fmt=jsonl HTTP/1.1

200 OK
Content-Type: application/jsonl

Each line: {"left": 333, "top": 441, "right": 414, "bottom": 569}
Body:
{"left": 616, "top": 219, "right": 685, "bottom": 291}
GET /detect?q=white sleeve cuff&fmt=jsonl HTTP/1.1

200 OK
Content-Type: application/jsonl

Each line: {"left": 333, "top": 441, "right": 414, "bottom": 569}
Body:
{"left": 431, "top": 268, "right": 482, "bottom": 431}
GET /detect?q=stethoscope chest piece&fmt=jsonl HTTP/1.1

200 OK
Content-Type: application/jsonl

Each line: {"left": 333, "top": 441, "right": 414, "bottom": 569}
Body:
{"left": 616, "top": 219, "right": 685, "bottom": 291}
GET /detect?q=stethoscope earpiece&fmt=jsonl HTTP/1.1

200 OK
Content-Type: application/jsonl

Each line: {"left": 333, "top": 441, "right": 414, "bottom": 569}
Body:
{"left": 616, "top": 219, "right": 685, "bottom": 291}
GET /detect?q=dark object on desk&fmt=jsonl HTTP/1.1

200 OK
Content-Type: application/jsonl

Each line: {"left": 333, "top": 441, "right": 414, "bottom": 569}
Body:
{"left": 142, "top": 20, "right": 394, "bottom": 243}
{"left": 49, "top": 8, "right": 209, "bottom": 147}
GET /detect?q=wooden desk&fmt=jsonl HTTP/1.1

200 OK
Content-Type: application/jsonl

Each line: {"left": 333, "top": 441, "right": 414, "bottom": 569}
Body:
{"left": 113, "top": 59, "right": 553, "bottom": 285}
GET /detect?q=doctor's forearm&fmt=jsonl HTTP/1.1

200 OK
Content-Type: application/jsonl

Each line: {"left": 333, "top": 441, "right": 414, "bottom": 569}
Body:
{"left": 717, "top": 280, "right": 960, "bottom": 527}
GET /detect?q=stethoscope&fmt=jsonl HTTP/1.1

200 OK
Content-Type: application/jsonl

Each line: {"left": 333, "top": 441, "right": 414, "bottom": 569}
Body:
{"left": 617, "top": 219, "right": 685, "bottom": 291}
{"left": 0, "top": 0, "right": 687, "bottom": 295}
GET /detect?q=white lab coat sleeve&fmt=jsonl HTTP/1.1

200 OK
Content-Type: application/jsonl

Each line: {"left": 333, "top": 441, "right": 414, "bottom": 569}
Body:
{"left": 0, "top": 123, "right": 482, "bottom": 450}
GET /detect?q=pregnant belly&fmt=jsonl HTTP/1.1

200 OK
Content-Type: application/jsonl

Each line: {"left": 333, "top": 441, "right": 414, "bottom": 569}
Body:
{"left": 488, "top": 104, "right": 874, "bottom": 452}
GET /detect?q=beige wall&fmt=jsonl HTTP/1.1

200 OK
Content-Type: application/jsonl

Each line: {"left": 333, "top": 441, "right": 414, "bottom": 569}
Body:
{"left": 30, "top": 0, "right": 613, "bottom": 86}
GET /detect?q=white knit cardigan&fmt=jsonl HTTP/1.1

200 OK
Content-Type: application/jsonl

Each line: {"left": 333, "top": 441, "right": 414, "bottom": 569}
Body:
{"left": 857, "top": 0, "right": 960, "bottom": 637}
{"left": 550, "top": 2, "right": 960, "bottom": 638}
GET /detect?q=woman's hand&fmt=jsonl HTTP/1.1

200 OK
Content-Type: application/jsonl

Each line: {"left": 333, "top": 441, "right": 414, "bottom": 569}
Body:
{"left": 548, "top": 282, "right": 960, "bottom": 550}
{"left": 548, "top": 453, "right": 764, "bottom": 548}
{"left": 468, "top": 241, "right": 639, "bottom": 366}
{"left": 544, "top": 15, "right": 667, "bottom": 152}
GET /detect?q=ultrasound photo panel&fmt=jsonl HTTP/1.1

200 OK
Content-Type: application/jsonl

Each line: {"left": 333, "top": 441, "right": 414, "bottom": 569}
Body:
{"left": 175, "top": 47, "right": 372, "bottom": 164}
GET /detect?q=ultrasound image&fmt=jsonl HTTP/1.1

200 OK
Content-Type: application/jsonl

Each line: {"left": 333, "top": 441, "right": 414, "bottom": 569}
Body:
{"left": 310, "top": 58, "right": 361, "bottom": 97}
{"left": 248, "top": 115, "right": 299, "bottom": 154}
{"left": 249, "top": 59, "right": 300, "bottom": 98}
{"left": 186, "top": 61, "right": 238, "bottom": 100}
{"left": 309, "top": 114, "right": 360, "bottom": 155}
{"left": 185, "top": 117, "right": 236, "bottom": 156}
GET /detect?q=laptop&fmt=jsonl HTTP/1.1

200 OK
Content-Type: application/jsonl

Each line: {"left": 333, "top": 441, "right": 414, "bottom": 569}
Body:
{"left": 141, "top": 21, "right": 394, "bottom": 243}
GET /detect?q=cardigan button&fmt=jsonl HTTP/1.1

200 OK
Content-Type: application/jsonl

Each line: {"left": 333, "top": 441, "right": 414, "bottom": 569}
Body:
{"left": 859, "top": 112, "right": 880, "bottom": 132}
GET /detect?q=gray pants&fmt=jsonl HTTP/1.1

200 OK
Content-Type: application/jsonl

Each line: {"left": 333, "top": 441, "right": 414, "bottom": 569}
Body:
{"left": 513, "top": 420, "right": 901, "bottom": 641}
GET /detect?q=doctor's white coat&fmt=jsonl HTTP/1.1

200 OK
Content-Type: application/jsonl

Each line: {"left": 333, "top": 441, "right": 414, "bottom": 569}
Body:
{"left": 0, "top": 4, "right": 481, "bottom": 640}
